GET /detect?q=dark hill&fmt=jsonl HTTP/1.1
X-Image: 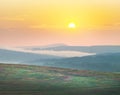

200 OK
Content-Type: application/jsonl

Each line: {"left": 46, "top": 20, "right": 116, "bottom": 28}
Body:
{"left": 27, "top": 53, "right": 120, "bottom": 72}
{"left": 0, "top": 49, "right": 60, "bottom": 64}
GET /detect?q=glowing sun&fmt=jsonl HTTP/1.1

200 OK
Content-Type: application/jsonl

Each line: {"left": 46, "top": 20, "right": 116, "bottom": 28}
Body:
{"left": 68, "top": 23, "right": 76, "bottom": 29}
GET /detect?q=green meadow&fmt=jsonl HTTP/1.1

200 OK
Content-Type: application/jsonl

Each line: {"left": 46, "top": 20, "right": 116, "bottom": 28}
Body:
{"left": 0, "top": 63, "right": 120, "bottom": 95}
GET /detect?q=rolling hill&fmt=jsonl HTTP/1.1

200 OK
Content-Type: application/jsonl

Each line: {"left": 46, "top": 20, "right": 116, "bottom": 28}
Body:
{"left": 0, "top": 63, "right": 120, "bottom": 95}
{"left": 0, "top": 46, "right": 120, "bottom": 72}
{"left": 25, "top": 53, "right": 120, "bottom": 72}
{"left": 0, "top": 49, "right": 60, "bottom": 64}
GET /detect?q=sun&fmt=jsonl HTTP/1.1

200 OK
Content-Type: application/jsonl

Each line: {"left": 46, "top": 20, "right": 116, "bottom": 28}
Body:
{"left": 68, "top": 23, "right": 76, "bottom": 29}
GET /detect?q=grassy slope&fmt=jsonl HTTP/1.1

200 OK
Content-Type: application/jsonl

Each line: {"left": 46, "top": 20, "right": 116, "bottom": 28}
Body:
{"left": 0, "top": 63, "right": 120, "bottom": 95}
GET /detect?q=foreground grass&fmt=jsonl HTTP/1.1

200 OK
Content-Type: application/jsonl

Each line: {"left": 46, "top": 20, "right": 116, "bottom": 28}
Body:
{"left": 0, "top": 63, "right": 120, "bottom": 95}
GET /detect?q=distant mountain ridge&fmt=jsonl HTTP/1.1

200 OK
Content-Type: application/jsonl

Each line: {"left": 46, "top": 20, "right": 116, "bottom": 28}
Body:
{"left": 21, "top": 44, "right": 120, "bottom": 54}
{"left": 19, "top": 43, "right": 67, "bottom": 49}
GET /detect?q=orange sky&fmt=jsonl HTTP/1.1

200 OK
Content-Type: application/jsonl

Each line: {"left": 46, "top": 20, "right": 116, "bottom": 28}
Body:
{"left": 0, "top": 0, "right": 120, "bottom": 47}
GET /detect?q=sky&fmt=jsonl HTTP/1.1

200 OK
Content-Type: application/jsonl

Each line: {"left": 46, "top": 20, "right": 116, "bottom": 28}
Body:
{"left": 0, "top": 0, "right": 120, "bottom": 47}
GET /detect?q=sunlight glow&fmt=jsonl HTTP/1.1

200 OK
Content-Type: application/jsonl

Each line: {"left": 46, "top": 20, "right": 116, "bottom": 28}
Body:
{"left": 68, "top": 23, "right": 76, "bottom": 29}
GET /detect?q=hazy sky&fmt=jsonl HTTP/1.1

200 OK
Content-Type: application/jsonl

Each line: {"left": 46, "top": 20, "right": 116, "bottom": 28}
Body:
{"left": 0, "top": 0, "right": 120, "bottom": 47}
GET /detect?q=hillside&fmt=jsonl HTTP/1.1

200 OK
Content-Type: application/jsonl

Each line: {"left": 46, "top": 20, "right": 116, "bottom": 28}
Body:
{"left": 0, "top": 63, "right": 120, "bottom": 95}
{"left": 0, "top": 49, "right": 60, "bottom": 63}
{"left": 26, "top": 53, "right": 120, "bottom": 72}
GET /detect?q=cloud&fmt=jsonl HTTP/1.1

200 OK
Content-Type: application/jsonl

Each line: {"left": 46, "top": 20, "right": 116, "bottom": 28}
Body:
{"left": 0, "top": 16, "right": 25, "bottom": 21}
{"left": 30, "top": 24, "right": 47, "bottom": 29}
{"left": 30, "top": 50, "right": 95, "bottom": 57}
{"left": 30, "top": 24, "right": 64, "bottom": 29}
{"left": 3, "top": 47, "right": 95, "bottom": 57}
